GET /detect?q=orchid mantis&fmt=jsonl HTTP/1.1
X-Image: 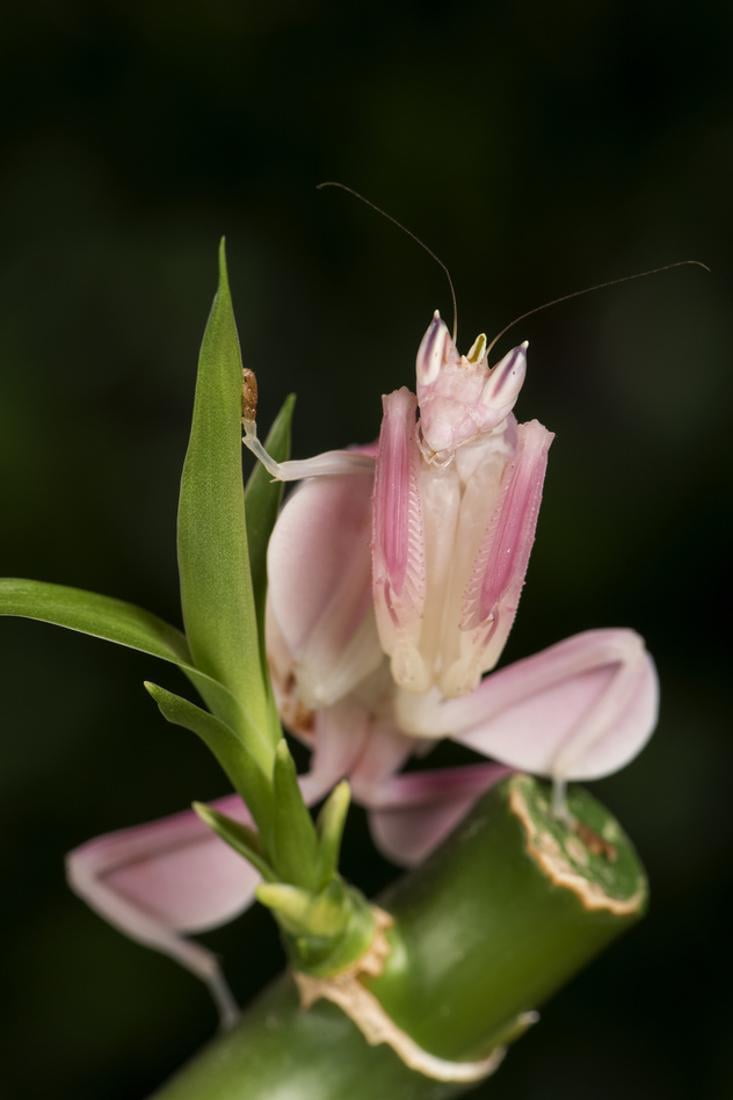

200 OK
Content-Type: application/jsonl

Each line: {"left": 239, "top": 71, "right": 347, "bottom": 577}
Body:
{"left": 62, "top": 307, "right": 657, "bottom": 1019}
{"left": 253, "top": 310, "right": 657, "bottom": 830}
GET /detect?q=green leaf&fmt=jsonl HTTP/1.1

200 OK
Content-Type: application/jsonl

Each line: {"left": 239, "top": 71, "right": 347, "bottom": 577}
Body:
{"left": 0, "top": 577, "right": 190, "bottom": 661}
{"left": 255, "top": 879, "right": 354, "bottom": 939}
{"left": 271, "top": 739, "right": 320, "bottom": 890}
{"left": 177, "top": 240, "right": 270, "bottom": 765}
{"left": 0, "top": 577, "right": 242, "bottom": 728}
{"left": 145, "top": 682, "right": 272, "bottom": 831}
{"left": 316, "top": 781, "right": 351, "bottom": 886}
{"left": 193, "top": 802, "right": 276, "bottom": 882}
{"left": 255, "top": 883, "right": 316, "bottom": 930}
{"left": 244, "top": 394, "right": 295, "bottom": 661}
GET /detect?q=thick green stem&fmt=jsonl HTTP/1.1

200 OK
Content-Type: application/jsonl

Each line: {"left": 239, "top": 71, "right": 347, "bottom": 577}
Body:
{"left": 152, "top": 776, "right": 647, "bottom": 1100}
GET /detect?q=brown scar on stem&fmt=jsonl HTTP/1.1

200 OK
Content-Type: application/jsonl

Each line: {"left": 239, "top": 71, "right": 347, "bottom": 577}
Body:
{"left": 242, "top": 368, "right": 258, "bottom": 424}
{"left": 294, "top": 906, "right": 516, "bottom": 1084}
{"left": 509, "top": 777, "right": 644, "bottom": 917}
{"left": 573, "top": 819, "right": 618, "bottom": 863}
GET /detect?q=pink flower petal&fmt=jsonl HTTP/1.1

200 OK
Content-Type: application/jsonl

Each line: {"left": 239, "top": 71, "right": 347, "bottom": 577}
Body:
{"left": 365, "top": 762, "right": 509, "bottom": 867}
{"left": 410, "top": 629, "right": 658, "bottom": 781}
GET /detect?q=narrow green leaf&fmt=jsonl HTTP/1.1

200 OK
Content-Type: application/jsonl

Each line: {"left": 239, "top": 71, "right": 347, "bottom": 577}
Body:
{"left": 145, "top": 682, "right": 272, "bottom": 830}
{"left": 0, "top": 577, "right": 242, "bottom": 729}
{"left": 194, "top": 802, "right": 276, "bottom": 883}
{"left": 0, "top": 577, "right": 190, "bottom": 661}
{"left": 255, "top": 883, "right": 313, "bottom": 928}
{"left": 316, "top": 781, "right": 351, "bottom": 885}
{"left": 271, "top": 740, "right": 320, "bottom": 890}
{"left": 256, "top": 881, "right": 348, "bottom": 938}
{"left": 244, "top": 394, "right": 295, "bottom": 661}
{"left": 177, "top": 240, "right": 270, "bottom": 765}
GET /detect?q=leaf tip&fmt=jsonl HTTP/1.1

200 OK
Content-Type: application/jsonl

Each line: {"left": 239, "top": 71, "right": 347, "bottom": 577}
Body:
{"left": 256, "top": 881, "right": 307, "bottom": 917}
{"left": 218, "top": 237, "right": 230, "bottom": 293}
{"left": 323, "top": 780, "right": 351, "bottom": 825}
{"left": 333, "top": 779, "right": 351, "bottom": 804}
{"left": 192, "top": 800, "right": 213, "bottom": 825}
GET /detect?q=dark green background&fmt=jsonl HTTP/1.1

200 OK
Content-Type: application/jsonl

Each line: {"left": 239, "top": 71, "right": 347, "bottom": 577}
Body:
{"left": 1, "top": 4, "right": 730, "bottom": 1098}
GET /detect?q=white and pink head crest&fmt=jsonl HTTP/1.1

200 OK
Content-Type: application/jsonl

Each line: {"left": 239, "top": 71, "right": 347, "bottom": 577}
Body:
{"left": 416, "top": 311, "right": 528, "bottom": 458}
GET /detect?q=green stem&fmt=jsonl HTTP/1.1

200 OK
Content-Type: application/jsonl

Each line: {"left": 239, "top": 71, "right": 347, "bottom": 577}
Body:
{"left": 152, "top": 776, "right": 647, "bottom": 1100}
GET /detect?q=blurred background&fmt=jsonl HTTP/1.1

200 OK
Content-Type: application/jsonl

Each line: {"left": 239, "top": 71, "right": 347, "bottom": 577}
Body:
{"left": 0, "top": 3, "right": 730, "bottom": 1097}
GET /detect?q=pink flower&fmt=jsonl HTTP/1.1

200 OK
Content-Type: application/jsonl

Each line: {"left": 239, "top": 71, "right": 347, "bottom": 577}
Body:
{"left": 67, "top": 314, "right": 658, "bottom": 1012}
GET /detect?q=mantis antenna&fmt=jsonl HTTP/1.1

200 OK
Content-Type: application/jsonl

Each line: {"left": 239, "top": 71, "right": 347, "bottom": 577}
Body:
{"left": 317, "top": 181, "right": 459, "bottom": 344}
{"left": 485, "top": 260, "right": 710, "bottom": 362}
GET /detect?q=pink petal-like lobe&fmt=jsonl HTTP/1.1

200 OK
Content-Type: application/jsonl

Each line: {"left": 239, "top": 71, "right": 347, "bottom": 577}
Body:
{"left": 267, "top": 468, "right": 382, "bottom": 710}
{"left": 408, "top": 629, "right": 658, "bottom": 780}
{"left": 365, "top": 762, "right": 509, "bottom": 866}
{"left": 66, "top": 793, "right": 257, "bottom": 1024}
{"left": 66, "top": 767, "right": 340, "bottom": 1022}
